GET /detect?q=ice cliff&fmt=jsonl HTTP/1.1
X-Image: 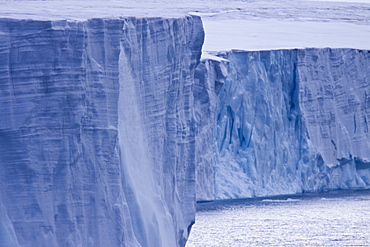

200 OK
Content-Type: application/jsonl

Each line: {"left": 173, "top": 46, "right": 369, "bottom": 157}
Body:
{"left": 1, "top": 11, "right": 370, "bottom": 247}
{"left": 0, "top": 16, "right": 203, "bottom": 247}
{"left": 196, "top": 48, "right": 370, "bottom": 201}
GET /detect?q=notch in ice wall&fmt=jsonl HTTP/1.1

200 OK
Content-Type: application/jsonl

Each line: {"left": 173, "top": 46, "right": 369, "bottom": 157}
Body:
{"left": 196, "top": 48, "right": 370, "bottom": 201}
{"left": 194, "top": 54, "right": 229, "bottom": 201}
{"left": 0, "top": 16, "right": 203, "bottom": 247}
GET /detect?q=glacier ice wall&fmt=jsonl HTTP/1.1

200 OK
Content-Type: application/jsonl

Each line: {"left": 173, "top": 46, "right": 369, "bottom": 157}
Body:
{"left": 196, "top": 48, "right": 370, "bottom": 201}
{"left": 0, "top": 16, "right": 203, "bottom": 247}
{"left": 194, "top": 55, "right": 228, "bottom": 201}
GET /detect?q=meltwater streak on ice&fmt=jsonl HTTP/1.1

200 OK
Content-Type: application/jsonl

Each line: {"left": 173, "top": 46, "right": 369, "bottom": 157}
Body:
{"left": 0, "top": 16, "right": 204, "bottom": 247}
{"left": 0, "top": 197, "right": 19, "bottom": 247}
{"left": 118, "top": 23, "right": 160, "bottom": 247}
{"left": 104, "top": 16, "right": 204, "bottom": 247}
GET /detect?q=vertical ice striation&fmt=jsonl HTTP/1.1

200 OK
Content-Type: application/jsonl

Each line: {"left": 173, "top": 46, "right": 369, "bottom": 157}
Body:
{"left": 0, "top": 16, "right": 203, "bottom": 247}
{"left": 298, "top": 48, "right": 370, "bottom": 190}
{"left": 196, "top": 48, "right": 370, "bottom": 201}
{"left": 117, "top": 17, "right": 203, "bottom": 247}
{"left": 212, "top": 50, "right": 305, "bottom": 199}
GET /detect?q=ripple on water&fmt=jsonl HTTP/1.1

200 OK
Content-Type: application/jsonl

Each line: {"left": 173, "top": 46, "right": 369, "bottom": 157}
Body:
{"left": 187, "top": 190, "right": 370, "bottom": 247}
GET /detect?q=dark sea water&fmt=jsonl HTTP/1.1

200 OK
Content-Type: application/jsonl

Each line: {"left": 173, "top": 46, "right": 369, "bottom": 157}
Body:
{"left": 186, "top": 190, "right": 370, "bottom": 247}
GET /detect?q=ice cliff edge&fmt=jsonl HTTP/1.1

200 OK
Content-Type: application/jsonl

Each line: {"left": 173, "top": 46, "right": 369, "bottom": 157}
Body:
{"left": 0, "top": 16, "right": 204, "bottom": 247}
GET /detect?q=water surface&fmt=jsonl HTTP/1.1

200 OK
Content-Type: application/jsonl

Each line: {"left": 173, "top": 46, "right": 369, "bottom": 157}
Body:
{"left": 187, "top": 190, "right": 370, "bottom": 246}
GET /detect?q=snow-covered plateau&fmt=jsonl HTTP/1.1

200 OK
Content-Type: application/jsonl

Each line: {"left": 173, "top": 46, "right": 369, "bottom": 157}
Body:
{"left": 1, "top": 0, "right": 370, "bottom": 246}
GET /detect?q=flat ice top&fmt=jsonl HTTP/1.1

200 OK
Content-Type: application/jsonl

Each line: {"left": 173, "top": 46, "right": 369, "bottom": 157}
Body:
{"left": 199, "top": 0, "right": 370, "bottom": 51}
{"left": 1, "top": 0, "right": 370, "bottom": 51}
{"left": 202, "top": 19, "right": 370, "bottom": 52}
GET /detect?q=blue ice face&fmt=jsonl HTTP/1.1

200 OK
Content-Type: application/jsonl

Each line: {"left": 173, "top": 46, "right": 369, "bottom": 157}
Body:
{"left": 195, "top": 48, "right": 370, "bottom": 201}
{"left": 0, "top": 16, "right": 204, "bottom": 247}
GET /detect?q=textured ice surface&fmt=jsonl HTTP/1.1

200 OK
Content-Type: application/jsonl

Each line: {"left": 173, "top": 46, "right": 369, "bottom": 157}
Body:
{"left": 2, "top": 0, "right": 370, "bottom": 245}
{"left": 196, "top": 48, "right": 370, "bottom": 200}
{"left": 194, "top": 55, "right": 229, "bottom": 201}
{"left": 0, "top": 16, "right": 203, "bottom": 247}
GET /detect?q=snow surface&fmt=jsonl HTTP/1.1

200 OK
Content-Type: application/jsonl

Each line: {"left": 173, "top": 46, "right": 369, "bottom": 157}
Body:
{"left": 198, "top": 0, "right": 370, "bottom": 52}
{"left": 202, "top": 19, "right": 370, "bottom": 52}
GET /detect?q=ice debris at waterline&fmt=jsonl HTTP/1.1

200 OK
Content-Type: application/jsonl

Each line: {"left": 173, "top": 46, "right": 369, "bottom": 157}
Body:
{"left": 195, "top": 48, "right": 370, "bottom": 201}
{"left": 0, "top": 17, "right": 204, "bottom": 247}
